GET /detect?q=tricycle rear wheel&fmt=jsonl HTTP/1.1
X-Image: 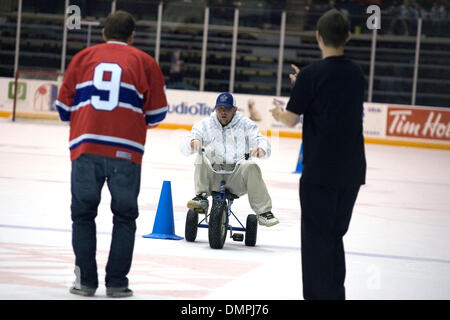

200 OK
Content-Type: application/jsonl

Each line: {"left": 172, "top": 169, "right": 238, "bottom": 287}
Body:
{"left": 245, "top": 214, "right": 257, "bottom": 246}
{"left": 185, "top": 210, "right": 198, "bottom": 242}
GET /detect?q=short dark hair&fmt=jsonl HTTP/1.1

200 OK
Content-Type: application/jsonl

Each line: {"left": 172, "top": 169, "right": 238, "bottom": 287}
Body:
{"left": 316, "top": 9, "right": 350, "bottom": 48}
{"left": 103, "top": 10, "right": 135, "bottom": 42}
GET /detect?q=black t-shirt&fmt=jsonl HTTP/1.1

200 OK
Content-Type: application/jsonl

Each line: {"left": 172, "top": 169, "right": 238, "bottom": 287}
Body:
{"left": 286, "top": 55, "right": 366, "bottom": 186}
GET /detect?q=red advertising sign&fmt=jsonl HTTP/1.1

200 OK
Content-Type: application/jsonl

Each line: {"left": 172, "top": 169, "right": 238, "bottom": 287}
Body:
{"left": 386, "top": 106, "right": 450, "bottom": 141}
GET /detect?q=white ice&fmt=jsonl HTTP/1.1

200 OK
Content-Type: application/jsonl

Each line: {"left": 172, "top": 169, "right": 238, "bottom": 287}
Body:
{"left": 0, "top": 120, "right": 449, "bottom": 300}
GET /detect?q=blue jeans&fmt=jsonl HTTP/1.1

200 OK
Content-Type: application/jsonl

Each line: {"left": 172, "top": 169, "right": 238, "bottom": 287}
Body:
{"left": 71, "top": 153, "right": 141, "bottom": 289}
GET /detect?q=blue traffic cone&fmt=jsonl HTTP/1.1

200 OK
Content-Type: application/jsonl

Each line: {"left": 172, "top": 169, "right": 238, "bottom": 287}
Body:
{"left": 293, "top": 143, "right": 303, "bottom": 174}
{"left": 143, "top": 180, "right": 183, "bottom": 240}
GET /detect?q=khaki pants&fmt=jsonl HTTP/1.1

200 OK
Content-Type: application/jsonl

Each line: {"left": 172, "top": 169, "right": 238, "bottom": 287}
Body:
{"left": 194, "top": 154, "right": 272, "bottom": 214}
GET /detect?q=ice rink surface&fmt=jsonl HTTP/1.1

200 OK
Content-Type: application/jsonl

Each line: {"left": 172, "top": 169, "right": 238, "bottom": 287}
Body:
{"left": 0, "top": 120, "right": 449, "bottom": 300}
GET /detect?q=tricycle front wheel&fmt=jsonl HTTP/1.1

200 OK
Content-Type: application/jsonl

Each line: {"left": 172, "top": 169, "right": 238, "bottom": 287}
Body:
{"left": 208, "top": 200, "right": 228, "bottom": 249}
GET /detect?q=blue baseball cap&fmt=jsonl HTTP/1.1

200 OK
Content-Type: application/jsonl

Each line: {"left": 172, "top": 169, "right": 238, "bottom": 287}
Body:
{"left": 215, "top": 92, "right": 236, "bottom": 110}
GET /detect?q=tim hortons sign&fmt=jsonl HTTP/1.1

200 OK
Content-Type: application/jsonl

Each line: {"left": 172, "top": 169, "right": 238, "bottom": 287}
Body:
{"left": 386, "top": 106, "right": 450, "bottom": 141}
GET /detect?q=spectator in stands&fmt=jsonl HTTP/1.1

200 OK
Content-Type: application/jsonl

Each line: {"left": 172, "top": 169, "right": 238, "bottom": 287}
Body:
{"left": 389, "top": 0, "right": 409, "bottom": 35}
{"left": 415, "top": 1, "right": 429, "bottom": 18}
{"left": 168, "top": 50, "right": 184, "bottom": 89}
{"left": 430, "top": 1, "right": 447, "bottom": 36}
{"left": 400, "top": 0, "right": 420, "bottom": 35}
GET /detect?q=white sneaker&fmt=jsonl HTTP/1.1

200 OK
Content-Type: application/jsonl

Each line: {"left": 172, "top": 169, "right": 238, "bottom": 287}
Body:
{"left": 257, "top": 212, "right": 279, "bottom": 227}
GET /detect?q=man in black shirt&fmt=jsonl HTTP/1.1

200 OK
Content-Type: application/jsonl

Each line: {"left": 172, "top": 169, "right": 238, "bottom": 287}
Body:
{"left": 271, "top": 9, "right": 366, "bottom": 300}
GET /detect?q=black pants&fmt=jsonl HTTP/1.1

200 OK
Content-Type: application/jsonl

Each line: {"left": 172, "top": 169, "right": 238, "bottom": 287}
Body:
{"left": 300, "top": 178, "right": 361, "bottom": 300}
{"left": 71, "top": 154, "right": 141, "bottom": 289}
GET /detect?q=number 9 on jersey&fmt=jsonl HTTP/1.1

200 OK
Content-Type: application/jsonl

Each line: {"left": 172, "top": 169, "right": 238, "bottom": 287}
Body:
{"left": 91, "top": 62, "right": 123, "bottom": 111}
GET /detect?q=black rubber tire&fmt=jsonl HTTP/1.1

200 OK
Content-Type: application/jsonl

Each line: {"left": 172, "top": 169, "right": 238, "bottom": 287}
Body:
{"left": 185, "top": 210, "right": 198, "bottom": 242}
{"left": 208, "top": 200, "right": 228, "bottom": 249}
{"left": 245, "top": 214, "right": 258, "bottom": 247}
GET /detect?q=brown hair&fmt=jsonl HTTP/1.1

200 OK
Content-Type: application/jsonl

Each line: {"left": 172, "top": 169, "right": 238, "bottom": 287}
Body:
{"left": 103, "top": 10, "right": 135, "bottom": 42}
{"left": 316, "top": 9, "right": 350, "bottom": 48}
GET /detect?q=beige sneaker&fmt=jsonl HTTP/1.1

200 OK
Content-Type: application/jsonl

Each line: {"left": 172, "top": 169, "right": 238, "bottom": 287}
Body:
{"left": 187, "top": 193, "right": 209, "bottom": 213}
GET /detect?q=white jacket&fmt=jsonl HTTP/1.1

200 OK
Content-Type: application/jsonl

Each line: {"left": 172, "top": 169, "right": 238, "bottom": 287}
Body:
{"left": 180, "top": 111, "right": 271, "bottom": 164}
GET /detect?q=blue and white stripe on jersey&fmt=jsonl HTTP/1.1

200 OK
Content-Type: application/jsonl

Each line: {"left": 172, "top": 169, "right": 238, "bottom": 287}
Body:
{"left": 69, "top": 133, "right": 145, "bottom": 154}
{"left": 145, "top": 106, "right": 168, "bottom": 126}
{"left": 55, "top": 80, "right": 145, "bottom": 121}
{"left": 145, "top": 84, "right": 168, "bottom": 125}
{"left": 56, "top": 81, "right": 168, "bottom": 126}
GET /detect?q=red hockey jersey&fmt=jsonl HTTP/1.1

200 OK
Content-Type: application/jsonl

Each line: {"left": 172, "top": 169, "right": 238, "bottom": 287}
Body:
{"left": 56, "top": 41, "right": 168, "bottom": 165}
